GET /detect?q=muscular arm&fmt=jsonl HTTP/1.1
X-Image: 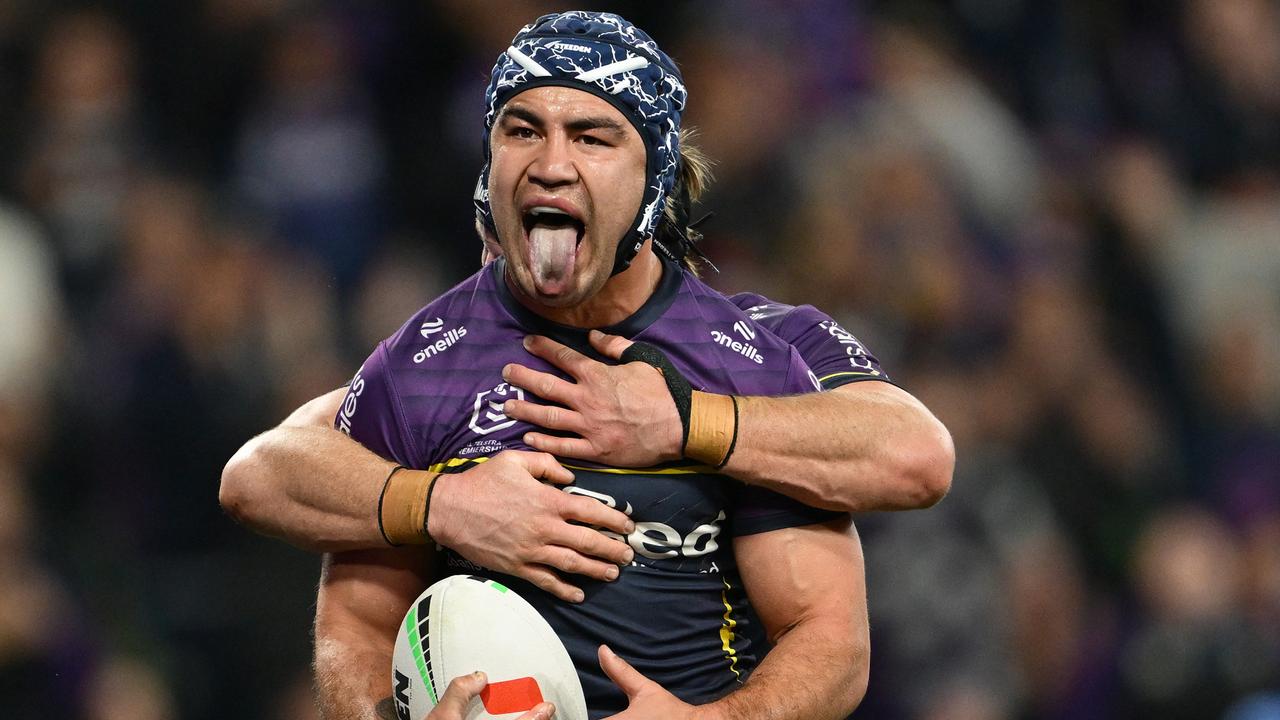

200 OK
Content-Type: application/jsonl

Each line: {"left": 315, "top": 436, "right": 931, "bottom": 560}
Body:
{"left": 315, "top": 546, "right": 432, "bottom": 720}
{"left": 706, "top": 519, "right": 868, "bottom": 720}
{"left": 721, "top": 381, "right": 954, "bottom": 512}
{"left": 220, "top": 389, "right": 391, "bottom": 552}
{"left": 505, "top": 333, "right": 954, "bottom": 513}
{"left": 220, "top": 391, "right": 634, "bottom": 601}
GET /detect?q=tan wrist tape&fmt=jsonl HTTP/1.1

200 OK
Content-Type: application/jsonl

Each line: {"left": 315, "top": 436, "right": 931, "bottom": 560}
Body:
{"left": 684, "top": 391, "right": 740, "bottom": 468}
{"left": 378, "top": 467, "right": 440, "bottom": 546}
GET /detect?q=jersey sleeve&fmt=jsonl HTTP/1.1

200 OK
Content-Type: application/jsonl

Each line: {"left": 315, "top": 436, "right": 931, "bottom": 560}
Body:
{"left": 731, "top": 293, "right": 891, "bottom": 391}
{"left": 334, "top": 341, "right": 419, "bottom": 467}
{"left": 729, "top": 484, "right": 847, "bottom": 536}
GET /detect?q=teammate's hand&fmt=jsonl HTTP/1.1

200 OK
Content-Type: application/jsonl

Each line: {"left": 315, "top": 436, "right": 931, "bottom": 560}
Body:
{"left": 502, "top": 332, "right": 683, "bottom": 467}
{"left": 428, "top": 450, "right": 635, "bottom": 603}
{"left": 597, "top": 645, "right": 696, "bottom": 720}
{"left": 432, "top": 671, "right": 556, "bottom": 720}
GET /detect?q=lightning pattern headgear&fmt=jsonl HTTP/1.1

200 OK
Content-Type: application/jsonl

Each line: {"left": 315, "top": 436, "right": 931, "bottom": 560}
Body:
{"left": 473, "top": 11, "right": 688, "bottom": 275}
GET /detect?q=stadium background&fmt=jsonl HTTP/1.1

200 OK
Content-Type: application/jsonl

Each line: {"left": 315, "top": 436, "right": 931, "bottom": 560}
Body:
{"left": 0, "top": 0, "right": 1277, "bottom": 717}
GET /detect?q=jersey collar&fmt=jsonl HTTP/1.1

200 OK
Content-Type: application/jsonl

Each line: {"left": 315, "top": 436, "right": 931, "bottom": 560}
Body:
{"left": 491, "top": 255, "right": 682, "bottom": 357}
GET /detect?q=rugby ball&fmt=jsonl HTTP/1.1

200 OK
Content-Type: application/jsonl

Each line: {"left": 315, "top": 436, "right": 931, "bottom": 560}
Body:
{"left": 391, "top": 575, "right": 587, "bottom": 720}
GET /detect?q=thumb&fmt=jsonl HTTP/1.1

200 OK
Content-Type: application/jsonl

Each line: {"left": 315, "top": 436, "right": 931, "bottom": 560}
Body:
{"left": 515, "top": 451, "right": 575, "bottom": 485}
{"left": 518, "top": 702, "right": 557, "bottom": 720}
{"left": 433, "top": 671, "right": 487, "bottom": 715}
{"left": 588, "top": 330, "right": 633, "bottom": 361}
{"left": 598, "top": 645, "right": 651, "bottom": 699}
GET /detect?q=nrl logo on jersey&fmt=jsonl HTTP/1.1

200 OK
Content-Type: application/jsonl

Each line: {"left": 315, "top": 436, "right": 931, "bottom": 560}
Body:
{"left": 710, "top": 320, "right": 763, "bottom": 364}
{"left": 414, "top": 317, "right": 467, "bottom": 363}
{"left": 469, "top": 382, "right": 523, "bottom": 435}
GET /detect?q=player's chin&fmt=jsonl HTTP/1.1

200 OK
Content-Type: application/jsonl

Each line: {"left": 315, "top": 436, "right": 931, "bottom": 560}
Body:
{"left": 528, "top": 282, "right": 590, "bottom": 307}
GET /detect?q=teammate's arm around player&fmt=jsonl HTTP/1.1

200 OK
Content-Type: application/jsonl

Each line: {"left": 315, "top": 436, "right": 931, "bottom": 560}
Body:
{"left": 505, "top": 330, "right": 953, "bottom": 512}
{"left": 221, "top": 392, "right": 635, "bottom": 603}
{"left": 220, "top": 316, "right": 952, "bottom": 543}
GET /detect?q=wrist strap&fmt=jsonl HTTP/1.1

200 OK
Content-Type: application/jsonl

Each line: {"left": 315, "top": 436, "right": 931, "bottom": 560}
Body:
{"left": 687, "top": 391, "right": 739, "bottom": 468}
{"left": 378, "top": 467, "right": 440, "bottom": 546}
{"left": 619, "top": 341, "right": 739, "bottom": 468}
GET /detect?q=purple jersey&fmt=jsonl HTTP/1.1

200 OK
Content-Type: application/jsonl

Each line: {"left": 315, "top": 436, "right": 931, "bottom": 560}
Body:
{"left": 338, "top": 258, "right": 841, "bottom": 716}
{"left": 730, "top": 292, "right": 891, "bottom": 389}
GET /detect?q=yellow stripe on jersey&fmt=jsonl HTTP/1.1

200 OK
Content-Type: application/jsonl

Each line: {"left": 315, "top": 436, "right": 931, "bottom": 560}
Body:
{"left": 425, "top": 457, "right": 490, "bottom": 473}
{"left": 719, "top": 577, "right": 742, "bottom": 680}
{"left": 426, "top": 456, "right": 714, "bottom": 476}
{"left": 817, "top": 370, "right": 881, "bottom": 383}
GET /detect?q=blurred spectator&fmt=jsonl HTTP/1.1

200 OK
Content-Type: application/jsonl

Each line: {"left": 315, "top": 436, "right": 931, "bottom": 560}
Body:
{"left": 85, "top": 654, "right": 177, "bottom": 720}
{"left": 0, "top": 202, "right": 63, "bottom": 464}
{"left": 20, "top": 9, "right": 147, "bottom": 309}
{"left": 1119, "top": 507, "right": 1280, "bottom": 718}
{"left": 0, "top": 459, "right": 80, "bottom": 718}
{"left": 233, "top": 9, "right": 386, "bottom": 296}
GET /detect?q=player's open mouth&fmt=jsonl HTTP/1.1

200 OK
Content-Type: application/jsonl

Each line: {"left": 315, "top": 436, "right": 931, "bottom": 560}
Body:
{"left": 522, "top": 206, "right": 585, "bottom": 242}
{"left": 522, "top": 206, "right": 585, "bottom": 295}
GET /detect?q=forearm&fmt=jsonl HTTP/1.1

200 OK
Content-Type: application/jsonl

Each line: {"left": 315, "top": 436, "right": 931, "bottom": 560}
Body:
{"left": 220, "top": 424, "right": 394, "bottom": 552}
{"left": 700, "top": 617, "right": 868, "bottom": 720}
{"left": 315, "top": 548, "right": 432, "bottom": 720}
{"left": 719, "top": 383, "right": 954, "bottom": 512}
{"left": 315, "top": 632, "right": 393, "bottom": 720}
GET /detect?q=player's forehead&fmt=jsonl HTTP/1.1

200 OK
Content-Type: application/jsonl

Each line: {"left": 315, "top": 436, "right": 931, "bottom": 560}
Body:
{"left": 496, "top": 86, "right": 637, "bottom": 138}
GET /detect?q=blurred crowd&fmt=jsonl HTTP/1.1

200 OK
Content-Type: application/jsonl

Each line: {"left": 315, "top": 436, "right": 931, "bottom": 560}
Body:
{"left": 0, "top": 0, "right": 1276, "bottom": 718}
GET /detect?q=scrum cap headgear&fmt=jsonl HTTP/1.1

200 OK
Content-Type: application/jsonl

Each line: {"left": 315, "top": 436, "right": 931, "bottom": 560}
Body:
{"left": 474, "top": 11, "right": 688, "bottom": 275}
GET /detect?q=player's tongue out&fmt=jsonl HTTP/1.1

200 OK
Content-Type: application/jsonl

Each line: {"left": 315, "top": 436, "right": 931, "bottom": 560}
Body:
{"left": 526, "top": 207, "right": 581, "bottom": 295}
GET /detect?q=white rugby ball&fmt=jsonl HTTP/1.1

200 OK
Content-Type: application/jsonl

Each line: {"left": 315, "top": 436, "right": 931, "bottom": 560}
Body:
{"left": 391, "top": 575, "right": 587, "bottom": 720}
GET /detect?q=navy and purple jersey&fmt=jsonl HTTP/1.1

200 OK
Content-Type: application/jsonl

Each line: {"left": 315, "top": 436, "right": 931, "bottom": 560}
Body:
{"left": 337, "top": 258, "right": 844, "bottom": 716}
{"left": 730, "top": 292, "right": 891, "bottom": 390}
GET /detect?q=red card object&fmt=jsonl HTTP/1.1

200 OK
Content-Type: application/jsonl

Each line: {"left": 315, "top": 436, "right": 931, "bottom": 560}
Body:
{"left": 480, "top": 677, "right": 544, "bottom": 715}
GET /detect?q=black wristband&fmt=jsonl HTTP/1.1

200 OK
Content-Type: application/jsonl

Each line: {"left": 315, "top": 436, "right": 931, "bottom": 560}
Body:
{"left": 377, "top": 465, "right": 405, "bottom": 547}
{"left": 423, "top": 473, "right": 443, "bottom": 544}
{"left": 717, "top": 394, "right": 740, "bottom": 470}
{"left": 620, "top": 341, "right": 693, "bottom": 447}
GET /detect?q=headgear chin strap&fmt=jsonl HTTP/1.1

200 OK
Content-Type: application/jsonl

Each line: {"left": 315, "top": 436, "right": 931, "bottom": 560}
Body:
{"left": 473, "top": 11, "right": 688, "bottom": 275}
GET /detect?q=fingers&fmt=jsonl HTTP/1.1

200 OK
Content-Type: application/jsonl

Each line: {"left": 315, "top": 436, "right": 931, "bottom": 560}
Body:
{"left": 536, "top": 545, "right": 622, "bottom": 583}
{"left": 598, "top": 645, "right": 651, "bottom": 698}
{"left": 522, "top": 432, "right": 597, "bottom": 461}
{"left": 588, "top": 329, "right": 634, "bottom": 361}
{"left": 523, "top": 335, "right": 599, "bottom": 379}
{"left": 506, "top": 451, "right": 575, "bottom": 484}
{"left": 504, "top": 399, "right": 585, "bottom": 433}
{"left": 519, "top": 564, "right": 585, "bottom": 604}
{"left": 433, "top": 671, "right": 487, "bottom": 717}
{"left": 435, "top": 673, "right": 554, "bottom": 720}
{"left": 518, "top": 702, "right": 556, "bottom": 720}
{"left": 503, "top": 363, "right": 579, "bottom": 405}
{"left": 559, "top": 493, "right": 635, "bottom": 536}
{"left": 550, "top": 523, "right": 635, "bottom": 566}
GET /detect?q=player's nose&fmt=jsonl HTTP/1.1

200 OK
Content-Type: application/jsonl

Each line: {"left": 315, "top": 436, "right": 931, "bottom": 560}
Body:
{"left": 527, "top": 133, "right": 578, "bottom": 187}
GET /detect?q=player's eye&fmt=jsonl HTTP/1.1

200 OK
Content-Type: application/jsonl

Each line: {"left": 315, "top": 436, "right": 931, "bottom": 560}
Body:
{"left": 509, "top": 126, "right": 537, "bottom": 139}
{"left": 578, "top": 134, "right": 609, "bottom": 147}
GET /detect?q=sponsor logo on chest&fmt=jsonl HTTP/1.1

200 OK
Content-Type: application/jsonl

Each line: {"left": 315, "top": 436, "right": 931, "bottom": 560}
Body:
{"left": 414, "top": 317, "right": 468, "bottom": 363}
{"left": 710, "top": 320, "right": 764, "bottom": 364}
